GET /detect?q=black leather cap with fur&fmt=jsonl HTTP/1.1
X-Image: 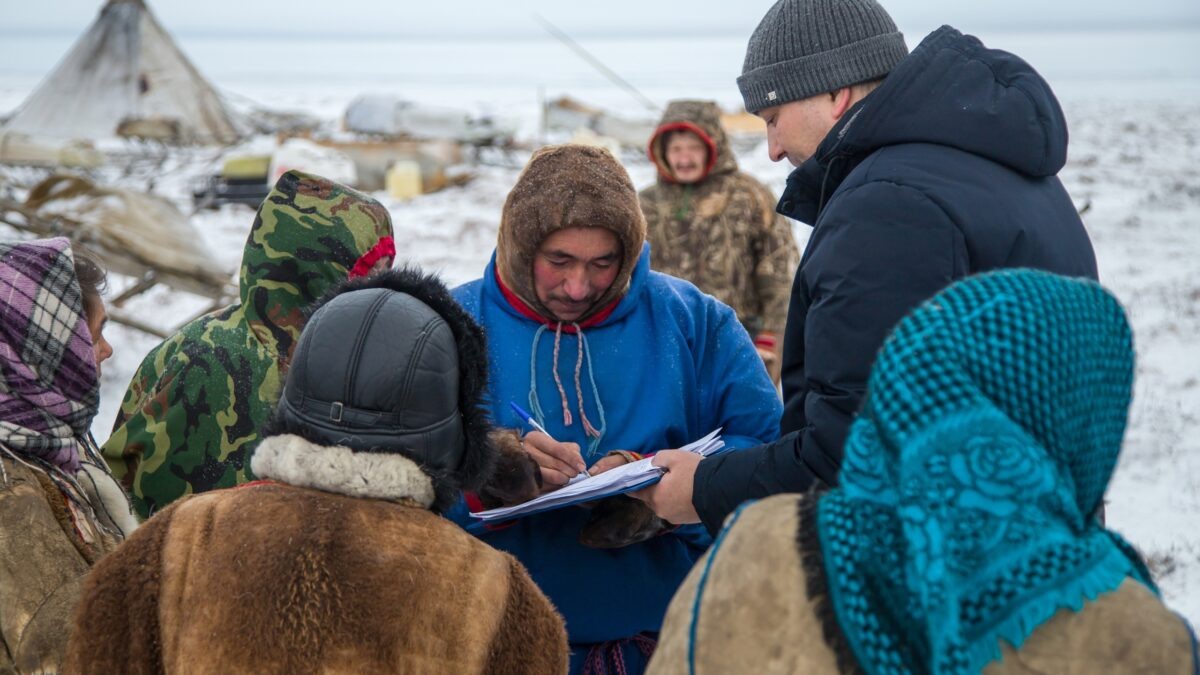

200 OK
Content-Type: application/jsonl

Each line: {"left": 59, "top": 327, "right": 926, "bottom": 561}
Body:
{"left": 268, "top": 267, "right": 494, "bottom": 512}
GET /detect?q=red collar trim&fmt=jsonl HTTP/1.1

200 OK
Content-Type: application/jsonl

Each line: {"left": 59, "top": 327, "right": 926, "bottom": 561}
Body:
{"left": 348, "top": 236, "right": 396, "bottom": 279}
{"left": 493, "top": 267, "right": 618, "bottom": 334}
{"left": 464, "top": 491, "right": 517, "bottom": 531}
{"left": 647, "top": 121, "right": 719, "bottom": 184}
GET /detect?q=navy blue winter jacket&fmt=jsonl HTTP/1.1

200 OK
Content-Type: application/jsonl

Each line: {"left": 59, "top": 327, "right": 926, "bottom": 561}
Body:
{"left": 693, "top": 26, "right": 1098, "bottom": 533}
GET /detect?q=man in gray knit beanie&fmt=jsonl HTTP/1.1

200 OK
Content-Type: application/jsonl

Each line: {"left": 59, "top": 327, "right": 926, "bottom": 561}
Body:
{"left": 737, "top": 0, "right": 907, "bottom": 118}
{"left": 734, "top": 0, "right": 907, "bottom": 166}
{"left": 635, "top": 0, "right": 1099, "bottom": 535}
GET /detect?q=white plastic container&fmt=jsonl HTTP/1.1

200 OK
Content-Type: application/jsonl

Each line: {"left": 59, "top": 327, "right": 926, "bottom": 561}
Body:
{"left": 386, "top": 160, "right": 423, "bottom": 200}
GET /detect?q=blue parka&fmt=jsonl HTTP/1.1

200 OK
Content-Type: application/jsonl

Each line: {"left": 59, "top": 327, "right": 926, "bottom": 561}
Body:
{"left": 693, "top": 26, "right": 1098, "bottom": 533}
{"left": 447, "top": 244, "right": 781, "bottom": 651}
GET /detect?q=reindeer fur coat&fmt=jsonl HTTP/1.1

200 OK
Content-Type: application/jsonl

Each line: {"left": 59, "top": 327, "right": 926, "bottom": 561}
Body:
{"left": 64, "top": 433, "right": 568, "bottom": 675}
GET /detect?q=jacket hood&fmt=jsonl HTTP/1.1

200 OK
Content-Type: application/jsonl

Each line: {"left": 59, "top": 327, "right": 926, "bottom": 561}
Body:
{"left": 269, "top": 266, "right": 493, "bottom": 513}
{"left": 238, "top": 171, "right": 394, "bottom": 344}
{"left": 817, "top": 269, "right": 1147, "bottom": 674}
{"left": 496, "top": 144, "right": 646, "bottom": 324}
{"left": 647, "top": 100, "right": 737, "bottom": 184}
{"left": 484, "top": 241, "right": 652, "bottom": 330}
{"left": 784, "top": 26, "right": 1069, "bottom": 223}
{"left": 0, "top": 237, "right": 98, "bottom": 472}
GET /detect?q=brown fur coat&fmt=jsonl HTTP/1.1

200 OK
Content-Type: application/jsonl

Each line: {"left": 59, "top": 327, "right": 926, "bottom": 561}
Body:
{"left": 649, "top": 494, "right": 1195, "bottom": 675}
{"left": 0, "top": 453, "right": 133, "bottom": 674}
{"left": 64, "top": 434, "right": 568, "bottom": 674}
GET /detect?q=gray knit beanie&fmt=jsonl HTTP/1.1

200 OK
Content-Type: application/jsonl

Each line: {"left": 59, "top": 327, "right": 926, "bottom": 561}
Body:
{"left": 738, "top": 0, "right": 908, "bottom": 113}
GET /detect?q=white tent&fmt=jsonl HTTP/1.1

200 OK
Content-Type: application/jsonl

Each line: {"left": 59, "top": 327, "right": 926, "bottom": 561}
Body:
{"left": 2, "top": 0, "right": 240, "bottom": 145}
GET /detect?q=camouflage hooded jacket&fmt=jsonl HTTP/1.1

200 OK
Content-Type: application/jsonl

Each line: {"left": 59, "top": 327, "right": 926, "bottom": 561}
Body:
{"left": 102, "top": 171, "right": 394, "bottom": 518}
{"left": 639, "top": 100, "right": 799, "bottom": 337}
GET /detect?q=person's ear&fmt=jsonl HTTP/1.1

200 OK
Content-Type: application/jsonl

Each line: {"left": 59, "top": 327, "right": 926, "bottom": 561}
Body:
{"left": 830, "top": 86, "right": 856, "bottom": 121}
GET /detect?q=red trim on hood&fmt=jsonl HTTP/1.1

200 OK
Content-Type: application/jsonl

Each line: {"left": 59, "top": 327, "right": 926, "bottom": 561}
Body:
{"left": 647, "top": 121, "right": 719, "bottom": 184}
{"left": 494, "top": 267, "right": 619, "bottom": 334}
{"left": 348, "top": 236, "right": 396, "bottom": 279}
{"left": 753, "top": 333, "right": 778, "bottom": 350}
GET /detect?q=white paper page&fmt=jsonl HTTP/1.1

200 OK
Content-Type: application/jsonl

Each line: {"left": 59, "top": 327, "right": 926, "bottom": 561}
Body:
{"left": 472, "top": 428, "right": 723, "bottom": 521}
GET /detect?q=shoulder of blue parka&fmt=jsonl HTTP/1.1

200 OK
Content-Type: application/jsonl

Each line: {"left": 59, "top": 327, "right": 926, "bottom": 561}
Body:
{"left": 450, "top": 278, "right": 484, "bottom": 312}
{"left": 642, "top": 270, "right": 745, "bottom": 330}
{"left": 451, "top": 269, "right": 746, "bottom": 348}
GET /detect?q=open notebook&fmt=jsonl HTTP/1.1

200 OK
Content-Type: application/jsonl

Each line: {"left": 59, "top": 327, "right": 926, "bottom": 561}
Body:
{"left": 471, "top": 428, "right": 724, "bottom": 522}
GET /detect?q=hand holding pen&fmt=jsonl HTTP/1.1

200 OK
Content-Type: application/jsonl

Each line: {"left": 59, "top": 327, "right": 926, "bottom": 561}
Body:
{"left": 510, "top": 402, "right": 589, "bottom": 488}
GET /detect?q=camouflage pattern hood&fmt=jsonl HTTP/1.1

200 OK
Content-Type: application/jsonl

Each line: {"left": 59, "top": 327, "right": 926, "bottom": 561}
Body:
{"left": 102, "top": 171, "right": 394, "bottom": 517}
{"left": 640, "top": 100, "right": 799, "bottom": 338}
{"left": 646, "top": 99, "right": 738, "bottom": 183}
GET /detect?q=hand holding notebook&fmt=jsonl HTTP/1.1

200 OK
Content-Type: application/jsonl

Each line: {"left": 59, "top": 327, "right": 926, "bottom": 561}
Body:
{"left": 471, "top": 428, "right": 725, "bottom": 522}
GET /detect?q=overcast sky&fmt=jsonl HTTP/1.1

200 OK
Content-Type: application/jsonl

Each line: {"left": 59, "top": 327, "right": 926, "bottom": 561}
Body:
{"left": 5, "top": 0, "right": 1200, "bottom": 37}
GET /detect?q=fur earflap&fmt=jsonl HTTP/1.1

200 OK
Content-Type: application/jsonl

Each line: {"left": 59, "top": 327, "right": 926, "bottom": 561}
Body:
{"left": 303, "top": 266, "right": 495, "bottom": 494}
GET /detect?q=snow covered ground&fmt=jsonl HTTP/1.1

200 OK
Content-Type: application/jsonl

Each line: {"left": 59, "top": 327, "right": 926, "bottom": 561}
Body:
{"left": 1, "top": 27, "right": 1198, "bottom": 625}
{"left": 1060, "top": 99, "right": 1200, "bottom": 622}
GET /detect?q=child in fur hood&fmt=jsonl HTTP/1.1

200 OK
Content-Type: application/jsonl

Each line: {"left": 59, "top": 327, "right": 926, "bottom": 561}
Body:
{"left": 65, "top": 267, "right": 569, "bottom": 675}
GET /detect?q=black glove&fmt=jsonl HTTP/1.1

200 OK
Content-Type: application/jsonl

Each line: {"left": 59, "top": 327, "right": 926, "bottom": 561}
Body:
{"left": 477, "top": 428, "right": 542, "bottom": 509}
{"left": 579, "top": 495, "right": 670, "bottom": 549}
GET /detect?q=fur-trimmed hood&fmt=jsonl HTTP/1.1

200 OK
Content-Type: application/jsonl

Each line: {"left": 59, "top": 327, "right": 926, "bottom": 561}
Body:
{"left": 647, "top": 99, "right": 737, "bottom": 184}
{"left": 495, "top": 144, "right": 647, "bottom": 324}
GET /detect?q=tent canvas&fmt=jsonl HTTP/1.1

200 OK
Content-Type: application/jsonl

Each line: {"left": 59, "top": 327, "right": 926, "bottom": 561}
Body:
{"left": 2, "top": 0, "right": 240, "bottom": 145}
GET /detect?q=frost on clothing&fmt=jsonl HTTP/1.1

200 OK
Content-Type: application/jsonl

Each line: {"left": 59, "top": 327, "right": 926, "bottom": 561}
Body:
{"left": 448, "top": 245, "right": 782, "bottom": 647}
{"left": 101, "top": 171, "right": 394, "bottom": 518}
{"left": 693, "top": 26, "right": 1099, "bottom": 533}
{"left": 639, "top": 99, "right": 799, "bottom": 338}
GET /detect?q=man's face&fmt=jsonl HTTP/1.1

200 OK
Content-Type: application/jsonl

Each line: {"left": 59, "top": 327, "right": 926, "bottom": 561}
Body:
{"left": 664, "top": 131, "right": 709, "bottom": 184}
{"left": 759, "top": 95, "right": 838, "bottom": 167}
{"left": 533, "top": 227, "right": 622, "bottom": 322}
{"left": 84, "top": 297, "right": 113, "bottom": 377}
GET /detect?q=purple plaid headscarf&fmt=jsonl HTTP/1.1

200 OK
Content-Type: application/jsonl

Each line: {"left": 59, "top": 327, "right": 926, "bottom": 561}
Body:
{"left": 0, "top": 237, "right": 99, "bottom": 472}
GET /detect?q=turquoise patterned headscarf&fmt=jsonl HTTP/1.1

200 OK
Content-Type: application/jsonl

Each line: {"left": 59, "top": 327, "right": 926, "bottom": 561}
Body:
{"left": 815, "top": 269, "right": 1155, "bottom": 674}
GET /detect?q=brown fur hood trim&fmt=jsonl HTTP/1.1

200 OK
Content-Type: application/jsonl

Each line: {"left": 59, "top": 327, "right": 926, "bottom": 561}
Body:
{"left": 250, "top": 434, "right": 436, "bottom": 507}
{"left": 496, "top": 144, "right": 646, "bottom": 323}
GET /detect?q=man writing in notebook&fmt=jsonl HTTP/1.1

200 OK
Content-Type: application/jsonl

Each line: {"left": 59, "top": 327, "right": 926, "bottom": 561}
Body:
{"left": 445, "top": 144, "right": 781, "bottom": 674}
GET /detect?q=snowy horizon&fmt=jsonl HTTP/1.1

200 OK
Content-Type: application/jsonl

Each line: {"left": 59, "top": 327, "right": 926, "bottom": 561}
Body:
{"left": 5, "top": 0, "right": 1200, "bottom": 38}
{"left": 0, "top": 17, "right": 1197, "bottom": 635}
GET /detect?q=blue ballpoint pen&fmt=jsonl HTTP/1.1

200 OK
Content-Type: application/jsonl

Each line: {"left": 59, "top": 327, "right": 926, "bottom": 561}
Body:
{"left": 509, "top": 402, "right": 554, "bottom": 439}
{"left": 509, "top": 402, "right": 589, "bottom": 481}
